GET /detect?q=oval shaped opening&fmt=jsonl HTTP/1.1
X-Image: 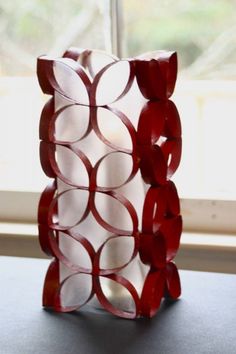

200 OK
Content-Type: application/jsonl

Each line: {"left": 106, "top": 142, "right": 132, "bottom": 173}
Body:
{"left": 55, "top": 145, "right": 89, "bottom": 187}
{"left": 53, "top": 60, "right": 89, "bottom": 104}
{"left": 100, "top": 277, "right": 137, "bottom": 315}
{"left": 58, "top": 231, "right": 92, "bottom": 271}
{"left": 60, "top": 273, "right": 92, "bottom": 309}
{"left": 54, "top": 105, "right": 90, "bottom": 143}
{"left": 56, "top": 189, "right": 89, "bottom": 227}
{"left": 96, "top": 107, "right": 133, "bottom": 151}
{"left": 96, "top": 152, "right": 134, "bottom": 189}
{"left": 99, "top": 236, "right": 135, "bottom": 270}
{"left": 93, "top": 192, "right": 135, "bottom": 233}
{"left": 95, "top": 61, "right": 132, "bottom": 105}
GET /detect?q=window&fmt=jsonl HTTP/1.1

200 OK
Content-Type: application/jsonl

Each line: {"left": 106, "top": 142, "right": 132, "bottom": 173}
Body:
{"left": 0, "top": 0, "right": 105, "bottom": 192}
{"left": 1, "top": 0, "right": 236, "bottom": 273}
{"left": 123, "top": 0, "right": 236, "bottom": 200}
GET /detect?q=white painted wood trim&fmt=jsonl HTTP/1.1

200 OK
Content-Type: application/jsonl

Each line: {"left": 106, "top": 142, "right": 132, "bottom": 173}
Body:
{"left": 182, "top": 198, "right": 236, "bottom": 234}
{"left": 0, "top": 225, "right": 235, "bottom": 274}
{"left": 0, "top": 191, "right": 39, "bottom": 223}
{"left": 2, "top": 191, "right": 236, "bottom": 234}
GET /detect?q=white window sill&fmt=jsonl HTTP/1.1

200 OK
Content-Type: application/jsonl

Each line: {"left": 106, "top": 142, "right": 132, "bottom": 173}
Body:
{"left": 0, "top": 222, "right": 235, "bottom": 274}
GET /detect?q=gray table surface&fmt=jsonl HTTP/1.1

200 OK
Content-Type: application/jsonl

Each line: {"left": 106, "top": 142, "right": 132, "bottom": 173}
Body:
{"left": 0, "top": 256, "right": 236, "bottom": 354}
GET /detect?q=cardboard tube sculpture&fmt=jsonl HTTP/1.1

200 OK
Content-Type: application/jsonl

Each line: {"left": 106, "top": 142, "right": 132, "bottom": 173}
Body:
{"left": 37, "top": 48, "right": 182, "bottom": 319}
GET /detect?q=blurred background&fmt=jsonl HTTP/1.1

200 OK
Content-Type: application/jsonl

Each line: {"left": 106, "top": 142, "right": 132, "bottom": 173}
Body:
{"left": 0, "top": 0, "right": 236, "bottom": 200}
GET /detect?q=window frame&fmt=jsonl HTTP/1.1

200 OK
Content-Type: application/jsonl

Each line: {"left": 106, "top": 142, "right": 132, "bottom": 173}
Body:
{"left": 0, "top": 0, "right": 235, "bottom": 274}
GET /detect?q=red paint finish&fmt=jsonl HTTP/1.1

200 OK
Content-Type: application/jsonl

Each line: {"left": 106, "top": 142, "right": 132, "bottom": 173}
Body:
{"left": 37, "top": 49, "right": 182, "bottom": 319}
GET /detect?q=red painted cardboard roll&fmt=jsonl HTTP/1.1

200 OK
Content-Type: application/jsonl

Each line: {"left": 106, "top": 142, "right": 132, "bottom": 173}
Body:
{"left": 37, "top": 48, "right": 182, "bottom": 319}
